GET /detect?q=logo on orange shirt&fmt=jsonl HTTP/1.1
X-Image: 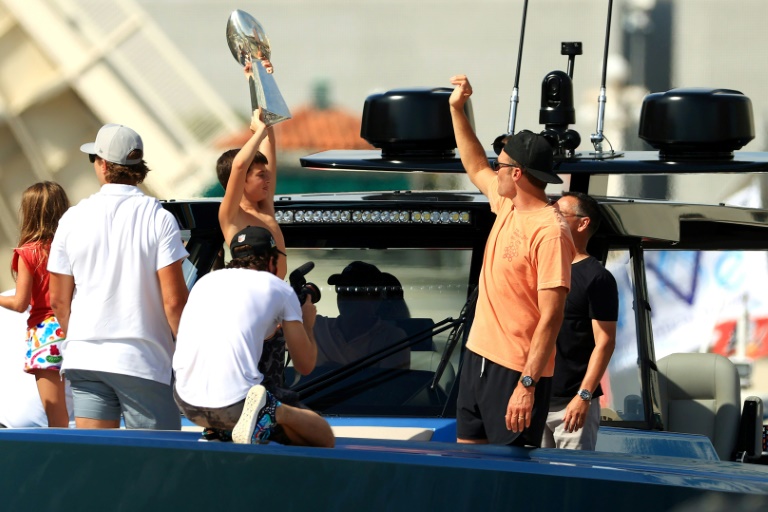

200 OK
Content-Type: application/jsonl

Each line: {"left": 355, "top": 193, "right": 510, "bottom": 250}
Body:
{"left": 503, "top": 228, "right": 528, "bottom": 261}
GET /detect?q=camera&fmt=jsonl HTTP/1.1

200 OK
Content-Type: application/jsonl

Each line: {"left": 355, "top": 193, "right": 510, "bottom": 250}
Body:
{"left": 289, "top": 261, "right": 321, "bottom": 304}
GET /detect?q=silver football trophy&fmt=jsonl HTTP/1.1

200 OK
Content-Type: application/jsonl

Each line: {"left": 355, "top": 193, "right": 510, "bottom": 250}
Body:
{"left": 226, "top": 10, "right": 291, "bottom": 126}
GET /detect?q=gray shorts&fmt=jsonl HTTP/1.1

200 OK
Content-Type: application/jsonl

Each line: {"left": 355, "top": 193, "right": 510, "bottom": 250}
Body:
{"left": 541, "top": 396, "right": 602, "bottom": 450}
{"left": 66, "top": 369, "right": 181, "bottom": 430}
{"left": 173, "top": 385, "right": 305, "bottom": 445}
{"left": 173, "top": 386, "right": 243, "bottom": 430}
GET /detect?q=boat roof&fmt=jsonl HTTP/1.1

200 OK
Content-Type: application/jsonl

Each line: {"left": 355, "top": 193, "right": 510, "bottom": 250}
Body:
{"left": 301, "top": 150, "right": 768, "bottom": 174}
{"left": 165, "top": 192, "right": 768, "bottom": 249}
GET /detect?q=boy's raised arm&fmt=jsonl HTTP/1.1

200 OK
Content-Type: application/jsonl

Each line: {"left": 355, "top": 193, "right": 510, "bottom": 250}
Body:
{"left": 219, "top": 59, "right": 278, "bottom": 245}
{"left": 253, "top": 58, "right": 277, "bottom": 215}
{"left": 218, "top": 111, "right": 268, "bottom": 244}
{"left": 259, "top": 123, "right": 277, "bottom": 216}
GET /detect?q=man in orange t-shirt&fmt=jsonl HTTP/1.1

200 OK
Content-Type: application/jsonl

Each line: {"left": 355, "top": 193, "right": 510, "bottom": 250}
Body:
{"left": 449, "top": 75, "right": 575, "bottom": 446}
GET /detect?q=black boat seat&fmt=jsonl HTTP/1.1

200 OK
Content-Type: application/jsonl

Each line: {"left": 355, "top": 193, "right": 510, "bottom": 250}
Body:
{"left": 395, "top": 317, "right": 456, "bottom": 392}
{"left": 392, "top": 318, "right": 435, "bottom": 351}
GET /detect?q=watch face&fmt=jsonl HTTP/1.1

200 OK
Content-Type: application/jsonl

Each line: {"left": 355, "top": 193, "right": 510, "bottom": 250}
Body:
{"left": 521, "top": 376, "right": 534, "bottom": 387}
{"left": 578, "top": 389, "right": 592, "bottom": 401}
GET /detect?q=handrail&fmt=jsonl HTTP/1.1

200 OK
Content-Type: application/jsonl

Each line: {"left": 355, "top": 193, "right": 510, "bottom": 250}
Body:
{"left": 294, "top": 317, "right": 460, "bottom": 399}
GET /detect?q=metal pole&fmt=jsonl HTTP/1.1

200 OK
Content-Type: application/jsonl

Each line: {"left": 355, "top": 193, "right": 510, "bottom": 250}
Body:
{"left": 591, "top": 0, "right": 614, "bottom": 154}
{"left": 507, "top": 0, "right": 529, "bottom": 135}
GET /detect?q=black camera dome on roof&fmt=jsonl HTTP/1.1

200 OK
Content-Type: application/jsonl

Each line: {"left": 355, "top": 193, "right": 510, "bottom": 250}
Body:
{"left": 639, "top": 88, "right": 755, "bottom": 159}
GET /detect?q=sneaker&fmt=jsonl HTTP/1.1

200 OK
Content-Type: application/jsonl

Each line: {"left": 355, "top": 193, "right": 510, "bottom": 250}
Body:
{"left": 232, "top": 385, "right": 281, "bottom": 444}
{"left": 200, "top": 428, "right": 232, "bottom": 442}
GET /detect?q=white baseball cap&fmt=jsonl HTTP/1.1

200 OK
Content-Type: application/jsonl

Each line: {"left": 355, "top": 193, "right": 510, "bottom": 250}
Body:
{"left": 80, "top": 124, "right": 144, "bottom": 165}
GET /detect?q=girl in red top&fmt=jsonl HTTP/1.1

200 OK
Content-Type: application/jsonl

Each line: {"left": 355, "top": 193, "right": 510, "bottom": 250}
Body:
{"left": 0, "top": 182, "right": 70, "bottom": 427}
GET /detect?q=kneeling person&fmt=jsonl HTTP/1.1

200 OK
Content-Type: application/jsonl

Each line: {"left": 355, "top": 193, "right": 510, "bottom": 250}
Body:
{"left": 172, "top": 226, "right": 334, "bottom": 447}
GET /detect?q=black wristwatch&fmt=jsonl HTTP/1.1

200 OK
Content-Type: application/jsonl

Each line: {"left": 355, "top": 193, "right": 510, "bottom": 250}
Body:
{"left": 578, "top": 388, "right": 593, "bottom": 401}
{"left": 520, "top": 375, "right": 536, "bottom": 388}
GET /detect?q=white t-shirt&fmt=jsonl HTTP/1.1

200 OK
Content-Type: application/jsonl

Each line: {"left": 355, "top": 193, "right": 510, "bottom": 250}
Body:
{"left": 173, "top": 268, "right": 302, "bottom": 408}
{"left": 48, "top": 184, "right": 188, "bottom": 384}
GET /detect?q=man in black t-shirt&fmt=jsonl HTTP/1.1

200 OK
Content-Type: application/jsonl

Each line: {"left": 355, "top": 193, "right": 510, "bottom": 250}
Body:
{"left": 542, "top": 191, "right": 618, "bottom": 450}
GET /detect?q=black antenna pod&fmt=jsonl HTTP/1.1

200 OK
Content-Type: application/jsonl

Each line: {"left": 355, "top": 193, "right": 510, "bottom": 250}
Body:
{"left": 506, "top": 0, "right": 530, "bottom": 135}
{"left": 590, "top": 0, "right": 614, "bottom": 155}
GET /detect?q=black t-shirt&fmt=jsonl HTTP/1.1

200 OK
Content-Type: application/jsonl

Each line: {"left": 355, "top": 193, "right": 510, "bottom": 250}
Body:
{"left": 552, "top": 256, "right": 619, "bottom": 398}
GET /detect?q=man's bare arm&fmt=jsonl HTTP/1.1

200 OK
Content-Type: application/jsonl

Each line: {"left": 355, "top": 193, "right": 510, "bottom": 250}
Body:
{"left": 524, "top": 287, "right": 569, "bottom": 381}
{"left": 563, "top": 319, "right": 616, "bottom": 433}
{"left": 157, "top": 260, "right": 189, "bottom": 338}
{"left": 49, "top": 273, "right": 75, "bottom": 335}
{"left": 282, "top": 297, "right": 318, "bottom": 375}
{"left": 581, "top": 320, "right": 616, "bottom": 395}
{"left": 448, "top": 75, "right": 496, "bottom": 197}
{"left": 506, "top": 286, "right": 568, "bottom": 432}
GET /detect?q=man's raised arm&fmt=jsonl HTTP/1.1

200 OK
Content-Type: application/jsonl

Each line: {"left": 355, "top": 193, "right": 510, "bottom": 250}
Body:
{"left": 448, "top": 75, "right": 496, "bottom": 197}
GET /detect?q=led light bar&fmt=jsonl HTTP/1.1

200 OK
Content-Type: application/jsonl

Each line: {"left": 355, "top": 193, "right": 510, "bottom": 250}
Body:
{"left": 275, "top": 209, "right": 472, "bottom": 225}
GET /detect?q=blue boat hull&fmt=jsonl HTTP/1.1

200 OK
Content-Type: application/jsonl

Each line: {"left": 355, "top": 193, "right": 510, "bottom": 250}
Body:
{"left": 2, "top": 428, "right": 767, "bottom": 511}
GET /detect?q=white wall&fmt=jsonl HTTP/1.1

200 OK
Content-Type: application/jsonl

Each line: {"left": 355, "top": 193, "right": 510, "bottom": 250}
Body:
{"left": 138, "top": 0, "right": 768, "bottom": 154}
{"left": 138, "top": 0, "right": 630, "bottom": 151}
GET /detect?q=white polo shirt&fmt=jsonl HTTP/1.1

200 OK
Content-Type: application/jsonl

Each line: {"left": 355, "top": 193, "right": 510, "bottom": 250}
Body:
{"left": 48, "top": 184, "right": 188, "bottom": 384}
{"left": 173, "top": 268, "right": 302, "bottom": 408}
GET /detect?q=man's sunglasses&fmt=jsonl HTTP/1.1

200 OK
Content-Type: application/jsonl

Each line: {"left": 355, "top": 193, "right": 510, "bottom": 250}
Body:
{"left": 88, "top": 154, "right": 97, "bottom": 163}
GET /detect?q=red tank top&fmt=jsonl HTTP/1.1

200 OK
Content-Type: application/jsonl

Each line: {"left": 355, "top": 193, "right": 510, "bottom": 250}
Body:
{"left": 12, "top": 242, "right": 54, "bottom": 329}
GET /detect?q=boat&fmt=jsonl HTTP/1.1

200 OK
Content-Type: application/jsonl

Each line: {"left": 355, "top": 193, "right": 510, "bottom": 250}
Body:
{"left": 2, "top": 2, "right": 768, "bottom": 510}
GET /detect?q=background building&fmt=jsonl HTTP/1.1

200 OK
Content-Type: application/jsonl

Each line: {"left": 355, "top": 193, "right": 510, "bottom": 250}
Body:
{"left": 0, "top": 0, "right": 245, "bottom": 289}
{"left": 137, "top": 0, "right": 767, "bottom": 153}
{"left": 0, "top": 0, "right": 766, "bottom": 291}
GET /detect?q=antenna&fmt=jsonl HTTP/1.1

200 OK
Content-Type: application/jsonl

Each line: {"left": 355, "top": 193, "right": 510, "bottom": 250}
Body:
{"left": 590, "top": 0, "right": 614, "bottom": 155}
{"left": 506, "top": 0, "right": 530, "bottom": 135}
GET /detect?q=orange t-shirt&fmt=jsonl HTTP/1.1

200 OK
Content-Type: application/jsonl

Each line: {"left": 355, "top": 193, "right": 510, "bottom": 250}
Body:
{"left": 466, "top": 180, "right": 575, "bottom": 376}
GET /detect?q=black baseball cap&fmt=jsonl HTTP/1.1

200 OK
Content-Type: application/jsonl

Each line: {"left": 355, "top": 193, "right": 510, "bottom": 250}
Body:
{"left": 328, "top": 261, "right": 390, "bottom": 286}
{"left": 492, "top": 130, "right": 561, "bottom": 184}
{"left": 229, "top": 226, "right": 285, "bottom": 258}
{"left": 328, "top": 261, "right": 403, "bottom": 296}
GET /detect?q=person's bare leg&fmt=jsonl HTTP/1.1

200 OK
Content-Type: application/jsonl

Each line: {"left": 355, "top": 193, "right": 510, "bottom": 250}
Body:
{"left": 275, "top": 405, "right": 335, "bottom": 448}
{"left": 76, "top": 417, "right": 121, "bottom": 429}
{"left": 33, "top": 370, "right": 69, "bottom": 427}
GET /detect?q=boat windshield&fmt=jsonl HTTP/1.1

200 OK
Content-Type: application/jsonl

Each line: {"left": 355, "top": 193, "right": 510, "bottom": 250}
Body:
{"left": 282, "top": 247, "right": 471, "bottom": 417}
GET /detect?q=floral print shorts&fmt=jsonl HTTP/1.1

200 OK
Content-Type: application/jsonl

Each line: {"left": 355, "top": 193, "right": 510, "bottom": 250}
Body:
{"left": 25, "top": 316, "right": 65, "bottom": 373}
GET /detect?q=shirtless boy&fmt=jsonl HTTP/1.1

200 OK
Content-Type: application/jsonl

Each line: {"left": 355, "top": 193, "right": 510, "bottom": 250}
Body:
{"left": 217, "top": 60, "right": 293, "bottom": 395}
{"left": 217, "top": 61, "right": 287, "bottom": 279}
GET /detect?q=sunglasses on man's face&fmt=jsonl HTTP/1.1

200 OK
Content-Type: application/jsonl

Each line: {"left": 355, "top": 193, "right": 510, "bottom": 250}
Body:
{"left": 88, "top": 154, "right": 97, "bottom": 163}
{"left": 491, "top": 161, "right": 518, "bottom": 173}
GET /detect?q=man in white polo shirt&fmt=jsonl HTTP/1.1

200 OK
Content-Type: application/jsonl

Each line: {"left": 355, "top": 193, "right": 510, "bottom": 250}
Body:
{"left": 48, "top": 123, "right": 189, "bottom": 430}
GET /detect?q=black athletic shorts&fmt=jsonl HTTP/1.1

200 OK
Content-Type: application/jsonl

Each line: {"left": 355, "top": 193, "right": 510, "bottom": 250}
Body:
{"left": 457, "top": 350, "right": 552, "bottom": 446}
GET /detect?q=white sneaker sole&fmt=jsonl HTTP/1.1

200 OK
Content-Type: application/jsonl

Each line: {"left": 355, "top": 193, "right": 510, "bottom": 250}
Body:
{"left": 232, "top": 385, "right": 267, "bottom": 444}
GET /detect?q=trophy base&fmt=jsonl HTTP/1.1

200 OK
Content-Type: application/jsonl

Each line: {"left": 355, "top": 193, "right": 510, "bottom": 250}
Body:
{"left": 249, "top": 67, "right": 292, "bottom": 127}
